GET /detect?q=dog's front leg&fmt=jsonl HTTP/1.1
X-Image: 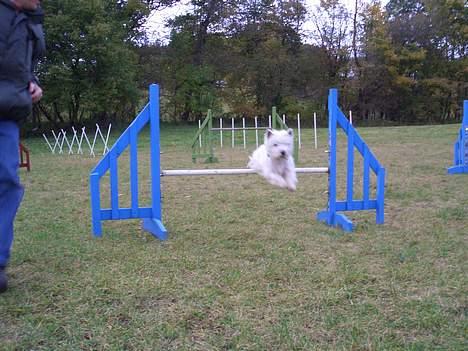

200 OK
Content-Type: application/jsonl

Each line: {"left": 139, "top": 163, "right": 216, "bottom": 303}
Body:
{"left": 283, "top": 169, "right": 297, "bottom": 192}
{"left": 265, "top": 173, "right": 288, "bottom": 188}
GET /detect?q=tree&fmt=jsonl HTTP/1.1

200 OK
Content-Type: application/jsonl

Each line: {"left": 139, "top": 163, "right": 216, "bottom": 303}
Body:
{"left": 36, "top": 0, "right": 151, "bottom": 129}
{"left": 384, "top": 0, "right": 467, "bottom": 122}
{"left": 309, "top": 0, "right": 351, "bottom": 85}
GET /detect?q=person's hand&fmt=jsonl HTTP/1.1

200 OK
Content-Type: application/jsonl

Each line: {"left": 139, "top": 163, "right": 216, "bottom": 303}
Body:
{"left": 29, "top": 82, "right": 43, "bottom": 103}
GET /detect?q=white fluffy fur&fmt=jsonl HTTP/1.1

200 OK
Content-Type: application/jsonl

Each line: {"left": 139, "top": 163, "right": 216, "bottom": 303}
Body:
{"left": 247, "top": 128, "right": 297, "bottom": 191}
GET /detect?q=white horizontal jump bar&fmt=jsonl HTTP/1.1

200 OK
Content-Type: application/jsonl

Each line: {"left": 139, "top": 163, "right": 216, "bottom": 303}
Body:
{"left": 211, "top": 127, "right": 268, "bottom": 131}
{"left": 161, "top": 167, "right": 328, "bottom": 176}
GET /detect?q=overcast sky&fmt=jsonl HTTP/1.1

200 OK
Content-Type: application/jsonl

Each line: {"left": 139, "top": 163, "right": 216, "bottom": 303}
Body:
{"left": 145, "top": 0, "right": 390, "bottom": 43}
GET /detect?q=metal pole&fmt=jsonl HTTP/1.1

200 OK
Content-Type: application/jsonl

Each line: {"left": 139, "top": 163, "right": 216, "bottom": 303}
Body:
{"left": 220, "top": 118, "right": 223, "bottom": 148}
{"left": 297, "top": 113, "right": 301, "bottom": 149}
{"left": 198, "top": 120, "right": 202, "bottom": 147}
{"left": 242, "top": 117, "right": 246, "bottom": 149}
{"left": 255, "top": 117, "right": 259, "bottom": 147}
{"left": 231, "top": 118, "right": 235, "bottom": 148}
{"left": 314, "top": 112, "right": 318, "bottom": 150}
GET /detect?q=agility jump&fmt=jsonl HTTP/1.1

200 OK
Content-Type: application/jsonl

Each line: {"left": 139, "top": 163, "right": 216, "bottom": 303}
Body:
{"left": 89, "top": 84, "right": 386, "bottom": 239}
{"left": 448, "top": 100, "right": 468, "bottom": 174}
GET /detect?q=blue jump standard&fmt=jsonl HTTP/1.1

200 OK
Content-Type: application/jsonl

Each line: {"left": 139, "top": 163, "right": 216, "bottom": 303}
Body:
{"left": 448, "top": 100, "right": 468, "bottom": 174}
{"left": 316, "top": 88, "right": 386, "bottom": 232}
{"left": 89, "top": 84, "right": 386, "bottom": 238}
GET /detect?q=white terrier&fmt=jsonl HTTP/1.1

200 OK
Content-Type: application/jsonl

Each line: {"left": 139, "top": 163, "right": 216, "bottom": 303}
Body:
{"left": 248, "top": 128, "right": 297, "bottom": 191}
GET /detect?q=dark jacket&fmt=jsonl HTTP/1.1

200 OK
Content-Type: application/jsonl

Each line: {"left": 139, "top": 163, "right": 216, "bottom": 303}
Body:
{"left": 0, "top": 0, "right": 46, "bottom": 122}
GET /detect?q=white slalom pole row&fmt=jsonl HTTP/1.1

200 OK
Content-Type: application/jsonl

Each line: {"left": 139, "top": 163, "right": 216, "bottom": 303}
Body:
{"left": 42, "top": 124, "right": 111, "bottom": 156}
{"left": 201, "top": 113, "right": 321, "bottom": 150}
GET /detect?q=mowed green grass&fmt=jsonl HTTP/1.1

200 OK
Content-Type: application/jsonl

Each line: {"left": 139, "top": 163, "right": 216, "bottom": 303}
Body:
{"left": 1, "top": 123, "right": 466, "bottom": 350}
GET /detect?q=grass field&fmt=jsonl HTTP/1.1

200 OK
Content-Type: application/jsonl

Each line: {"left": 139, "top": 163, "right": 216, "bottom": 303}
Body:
{"left": 1, "top": 123, "right": 466, "bottom": 350}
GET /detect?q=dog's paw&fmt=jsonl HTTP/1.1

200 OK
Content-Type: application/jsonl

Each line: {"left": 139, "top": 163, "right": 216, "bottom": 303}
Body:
{"left": 266, "top": 176, "right": 287, "bottom": 189}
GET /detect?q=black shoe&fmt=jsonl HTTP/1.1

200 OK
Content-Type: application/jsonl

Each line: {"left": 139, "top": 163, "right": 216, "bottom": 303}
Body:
{"left": 0, "top": 267, "right": 7, "bottom": 293}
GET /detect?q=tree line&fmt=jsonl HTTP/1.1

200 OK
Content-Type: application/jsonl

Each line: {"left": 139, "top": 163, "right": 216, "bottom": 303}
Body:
{"left": 32, "top": 0, "right": 467, "bottom": 131}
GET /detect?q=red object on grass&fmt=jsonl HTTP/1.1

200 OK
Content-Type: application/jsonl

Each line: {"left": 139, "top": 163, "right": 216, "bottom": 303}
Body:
{"left": 19, "top": 143, "right": 30, "bottom": 172}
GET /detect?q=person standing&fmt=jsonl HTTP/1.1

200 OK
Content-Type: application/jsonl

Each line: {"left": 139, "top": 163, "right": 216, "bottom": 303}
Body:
{"left": 0, "top": 0, "right": 45, "bottom": 293}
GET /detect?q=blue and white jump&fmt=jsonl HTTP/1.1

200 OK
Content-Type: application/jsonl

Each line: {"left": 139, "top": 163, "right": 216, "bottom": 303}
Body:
{"left": 448, "top": 100, "right": 468, "bottom": 174}
{"left": 89, "top": 84, "right": 386, "bottom": 239}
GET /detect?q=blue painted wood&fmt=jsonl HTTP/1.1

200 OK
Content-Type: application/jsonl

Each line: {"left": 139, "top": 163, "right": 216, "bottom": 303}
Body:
{"left": 110, "top": 150, "right": 119, "bottom": 219}
{"left": 347, "top": 125, "right": 354, "bottom": 204}
{"left": 148, "top": 84, "right": 168, "bottom": 240}
{"left": 363, "top": 147, "right": 370, "bottom": 206}
{"left": 130, "top": 127, "right": 139, "bottom": 217}
{"left": 335, "top": 200, "right": 378, "bottom": 211}
{"left": 142, "top": 218, "right": 168, "bottom": 240}
{"left": 90, "top": 173, "right": 102, "bottom": 237}
{"left": 316, "top": 211, "right": 353, "bottom": 232}
{"left": 448, "top": 100, "right": 468, "bottom": 174}
{"left": 376, "top": 168, "right": 386, "bottom": 224}
{"left": 91, "top": 85, "right": 386, "bottom": 238}
{"left": 337, "top": 109, "right": 380, "bottom": 171}
{"left": 89, "top": 95, "right": 153, "bottom": 236}
{"left": 150, "top": 87, "right": 162, "bottom": 215}
{"left": 328, "top": 89, "right": 338, "bottom": 227}
{"left": 91, "top": 105, "right": 149, "bottom": 176}
{"left": 89, "top": 85, "right": 167, "bottom": 239}
{"left": 100, "top": 207, "right": 153, "bottom": 220}
{"left": 317, "top": 88, "right": 386, "bottom": 232}
{"left": 335, "top": 213, "right": 353, "bottom": 232}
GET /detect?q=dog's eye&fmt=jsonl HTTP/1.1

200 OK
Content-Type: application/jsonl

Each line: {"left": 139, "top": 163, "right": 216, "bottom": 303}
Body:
{"left": 273, "top": 143, "right": 278, "bottom": 147}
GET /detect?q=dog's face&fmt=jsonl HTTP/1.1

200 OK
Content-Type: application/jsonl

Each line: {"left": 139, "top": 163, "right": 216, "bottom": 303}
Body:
{"left": 264, "top": 128, "right": 294, "bottom": 160}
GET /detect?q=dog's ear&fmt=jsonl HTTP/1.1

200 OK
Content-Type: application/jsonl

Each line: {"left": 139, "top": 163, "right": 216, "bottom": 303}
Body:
{"left": 287, "top": 128, "right": 294, "bottom": 136}
{"left": 265, "top": 128, "right": 273, "bottom": 139}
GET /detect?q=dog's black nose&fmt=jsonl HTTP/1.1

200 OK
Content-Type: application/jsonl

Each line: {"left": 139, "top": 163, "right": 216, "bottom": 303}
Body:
{"left": 281, "top": 151, "right": 286, "bottom": 157}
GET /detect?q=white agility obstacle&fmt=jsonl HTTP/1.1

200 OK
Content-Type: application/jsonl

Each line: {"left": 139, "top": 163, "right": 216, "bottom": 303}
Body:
{"left": 194, "top": 110, "right": 316, "bottom": 161}
{"left": 161, "top": 167, "right": 328, "bottom": 177}
{"left": 43, "top": 124, "right": 111, "bottom": 156}
{"left": 90, "top": 84, "right": 386, "bottom": 239}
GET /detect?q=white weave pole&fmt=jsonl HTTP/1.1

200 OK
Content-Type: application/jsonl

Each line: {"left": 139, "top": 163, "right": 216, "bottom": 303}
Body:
{"left": 61, "top": 129, "right": 73, "bottom": 154}
{"left": 297, "top": 113, "right": 301, "bottom": 149}
{"left": 103, "top": 124, "right": 112, "bottom": 154}
{"left": 42, "top": 134, "right": 54, "bottom": 153}
{"left": 255, "top": 117, "right": 259, "bottom": 147}
{"left": 161, "top": 167, "right": 329, "bottom": 177}
{"left": 91, "top": 127, "right": 99, "bottom": 156}
{"left": 95, "top": 124, "right": 105, "bottom": 154}
{"left": 52, "top": 130, "right": 64, "bottom": 154}
{"left": 242, "top": 117, "right": 246, "bottom": 149}
{"left": 220, "top": 118, "right": 223, "bottom": 148}
{"left": 198, "top": 120, "right": 202, "bottom": 148}
{"left": 95, "top": 123, "right": 111, "bottom": 155}
{"left": 81, "top": 127, "right": 94, "bottom": 156}
{"left": 69, "top": 127, "right": 79, "bottom": 154}
{"left": 76, "top": 127, "right": 85, "bottom": 154}
{"left": 231, "top": 118, "right": 235, "bottom": 148}
{"left": 314, "top": 112, "right": 318, "bottom": 150}
{"left": 268, "top": 115, "right": 271, "bottom": 128}
{"left": 349, "top": 110, "right": 353, "bottom": 125}
{"left": 282, "top": 114, "right": 286, "bottom": 124}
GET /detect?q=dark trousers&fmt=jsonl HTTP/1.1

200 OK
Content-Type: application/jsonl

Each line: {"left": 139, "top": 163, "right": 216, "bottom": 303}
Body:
{"left": 0, "top": 121, "right": 24, "bottom": 267}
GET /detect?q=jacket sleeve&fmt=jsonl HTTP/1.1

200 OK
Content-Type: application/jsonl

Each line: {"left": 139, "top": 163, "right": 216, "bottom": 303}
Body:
{"left": 28, "top": 22, "right": 46, "bottom": 85}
